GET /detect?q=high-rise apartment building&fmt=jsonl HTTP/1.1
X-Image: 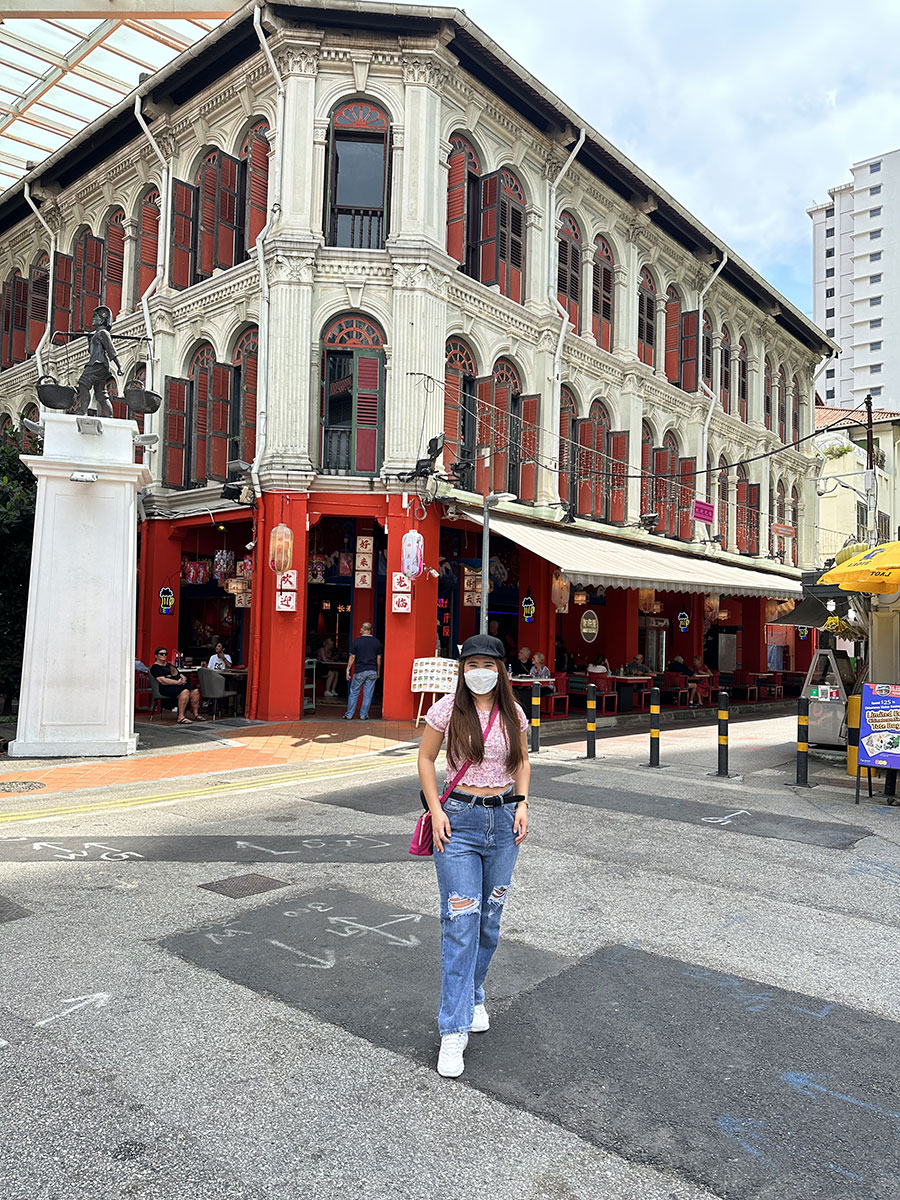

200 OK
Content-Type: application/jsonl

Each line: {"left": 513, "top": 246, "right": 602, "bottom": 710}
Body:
{"left": 809, "top": 148, "right": 899, "bottom": 410}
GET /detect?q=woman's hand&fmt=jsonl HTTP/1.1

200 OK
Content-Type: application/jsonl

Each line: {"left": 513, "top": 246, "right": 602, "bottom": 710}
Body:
{"left": 431, "top": 808, "right": 452, "bottom": 852}
{"left": 513, "top": 802, "right": 528, "bottom": 844}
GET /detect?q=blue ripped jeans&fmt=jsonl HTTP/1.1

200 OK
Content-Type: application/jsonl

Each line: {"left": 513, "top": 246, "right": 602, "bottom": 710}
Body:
{"left": 433, "top": 792, "right": 520, "bottom": 1035}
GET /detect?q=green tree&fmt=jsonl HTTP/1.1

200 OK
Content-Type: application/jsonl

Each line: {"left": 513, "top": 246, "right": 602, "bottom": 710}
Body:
{"left": 0, "top": 427, "right": 38, "bottom": 715}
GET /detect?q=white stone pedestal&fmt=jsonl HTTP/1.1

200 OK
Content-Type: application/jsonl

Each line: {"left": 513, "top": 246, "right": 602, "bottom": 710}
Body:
{"left": 9, "top": 413, "right": 150, "bottom": 758}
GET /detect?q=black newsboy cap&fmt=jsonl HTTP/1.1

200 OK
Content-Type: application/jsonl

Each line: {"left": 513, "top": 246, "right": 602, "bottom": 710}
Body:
{"left": 459, "top": 634, "right": 506, "bottom": 659}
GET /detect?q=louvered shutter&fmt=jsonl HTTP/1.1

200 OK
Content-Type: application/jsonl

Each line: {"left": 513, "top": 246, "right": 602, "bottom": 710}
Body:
{"left": 193, "top": 362, "right": 210, "bottom": 484}
{"left": 721, "top": 345, "right": 731, "bottom": 413}
{"left": 679, "top": 310, "right": 699, "bottom": 392}
{"left": 105, "top": 220, "right": 124, "bottom": 315}
{"left": 736, "top": 480, "right": 748, "bottom": 552}
{"left": 50, "top": 252, "right": 73, "bottom": 341}
{"left": 74, "top": 234, "right": 104, "bottom": 330}
{"left": 71, "top": 236, "right": 85, "bottom": 332}
{"left": 217, "top": 152, "right": 241, "bottom": 269}
{"left": 170, "top": 180, "right": 197, "bottom": 288}
{"left": 677, "top": 457, "right": 695, "bottom": 540}
{"left": 353, "top": 350, "right": 382, "bottom": 473}
{"left": 0, "top": 281, "right": 11, "bottom": 368}
{"left": 504, "top": 196, "right": 525, "bottom": 303}
{"left": 518, "top": 394, "right": 540, "bottom": 502}
{"left": 196, "top": 161, "right": 219, "bottom": 279}
{"left": 443, "top": 367, "right": 461, "bottom": 470}
{"left": 446, "top": 150, "right": 466, "bottom": 264}
{"left": 665, "top": 293, "right": 680, "bottom": 382}
{"left": 246, "top": 132, "right": 269, "bottom": 251}
{"left": 474, "top": 376, "right": 493, "bottom": 495}
{"left": 27, "top": 263, "right": 49, "bottom": 354}
{"left": 164, "top": 377, "right": 190, "bottom": 489}
{"left": 10, "top": 274, "right": 28, "bottom": 363}
{"left": 209, "top": 363, "right": 233, "bottom": 481}
{"left": 557, "top": 238, "right": 569, "bottom": 309}
{"left": 492, "top": 382, "right": 509, "bottom": 493}
{"left": 653, "top": 448, "right": 672, "bottom": 535}
{"left": 747, "top": 484, "right": 760, "bottom": 555}
{"left": 577, "top": 422, "right": 594, "bottom": 516}
{"left": 479, "top": 172, "right": 501, "bottom": 287}
{"left": 138, "top": 194, "right": 160, "bottom": 298}
{"left": 241, "top": 346, "right": 258, "bottom": 462}
{"left": 558, "top": 404, "right": 572, "bottom": 503}
{"left": 609, "top": 431, "right": 629, "bottom": 524}
{"left": 598, "top": 261, "right": 613, "bottom": 351}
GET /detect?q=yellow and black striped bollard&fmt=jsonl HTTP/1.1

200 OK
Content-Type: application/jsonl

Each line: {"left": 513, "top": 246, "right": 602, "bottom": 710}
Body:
{"left": 795, "top": 696, "right": 810, "bottom": 787}
{"left": 649, "top": 686, "right": 661, "bottom": 767}
{"left": 586, "top": 683, "right": 596, "bottom": 759}
{"left": 530, "top": 680, "right": 541, "bottom": 754}
{"left": 717, "top": 691, "right": 730, "bottom": 777}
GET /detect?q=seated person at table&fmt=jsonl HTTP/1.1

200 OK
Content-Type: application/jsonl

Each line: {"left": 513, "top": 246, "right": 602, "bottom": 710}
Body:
{"left": 207, "top": 641, "right": 232, "bottom": 671}
{"left": 529, "top": 652, "right": 554, "bottom": 690}
{"left": 587, "top": 656, "right": 610, "bottom": 675}
{"left": 692, "top": 656, "right": 712, "bottom": 693}
{"left": 317, "top": 637, "right": 339, "bottom": 697}
{"left": 623, "top": 653, "right": 647, "bottom": 676}
{"left": 510, "top": 646, "right": 532, "bottom": 676}
{"left": 150, "top": 647, "right": 204, "bottom": 723}
{"left": 668, "top": 655, "right": 700, "bottom": 705}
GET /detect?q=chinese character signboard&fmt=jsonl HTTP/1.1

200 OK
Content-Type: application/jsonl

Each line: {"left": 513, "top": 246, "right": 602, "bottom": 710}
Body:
{"left": 691, "top": 499, "right": 714, "bottom": 524}
{"left": 858, "top": 682, "right": 900, "bottom": 768}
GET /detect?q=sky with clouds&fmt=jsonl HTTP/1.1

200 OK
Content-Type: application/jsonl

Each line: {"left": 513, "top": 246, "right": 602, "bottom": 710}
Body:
{"left": 452, "top": 0, "right": 900, "bottom": 316}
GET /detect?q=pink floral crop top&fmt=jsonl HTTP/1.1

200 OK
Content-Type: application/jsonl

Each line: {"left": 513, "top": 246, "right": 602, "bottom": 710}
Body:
{"left": 425, "top": 694, "right": 527, "bottom": 789}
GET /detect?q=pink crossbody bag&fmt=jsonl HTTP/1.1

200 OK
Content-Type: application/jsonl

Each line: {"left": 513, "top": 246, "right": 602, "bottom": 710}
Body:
{"left": 410, "top": 706, "right": 499, "bottom": 857}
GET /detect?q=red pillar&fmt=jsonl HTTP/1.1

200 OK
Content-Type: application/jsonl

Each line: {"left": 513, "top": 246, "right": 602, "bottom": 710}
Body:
{"left": 382, "top": 496, "right": 441, "bottom": 720}
{"left": 519, "top": 552, "right": 553, "bottom": 668}
{"left": 623, "top": 588, "right": 640, "bottom": 662}
{"left": 136, "top": 519, "right": 184, "bottom": 663}
{"left": 251, "top": 491, "right": 309, "bottom": 720}
{"left": 740, "top": 597, "right": 768, "bottom": 672}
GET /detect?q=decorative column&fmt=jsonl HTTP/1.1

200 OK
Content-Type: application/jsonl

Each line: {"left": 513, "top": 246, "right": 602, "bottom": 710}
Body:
{"left": 10, "top": 413, "right": 149, "bottom": 757}
{"left": 747, "top": 353, "right": 762, "bottom": 426}
{"left": 535, "top": 327, "right": 558, "bottom": 507}
{"left": 612, "top": 265, "right": 631, "bottom": 358}
{"left": 711, "top": 331, "right": 722, "bottom": 402}
{"left": 273, "top": 39, "right": 321, "bottom": 232}
{"left": 654, "top": 291, "right": 668, "bottom": 378}
{"left": 580, "top": 248, "right": 594, "bottom": 340}
{"left": 120, "top": 216, "right": 139, "bottom": 319}
{"left": 395, "top": 51, "right": 450, "bottom": 247}
{"left": 727, "top": 476, "right": 739, "bottom": 554}
{"left": 263, "top": 249, "right": 317, "bottom": 478}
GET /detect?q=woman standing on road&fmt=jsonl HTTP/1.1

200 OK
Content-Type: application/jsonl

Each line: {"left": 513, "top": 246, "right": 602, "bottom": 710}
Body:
{"left": 417, "top": 634, "right": 530, "bottom": 1077}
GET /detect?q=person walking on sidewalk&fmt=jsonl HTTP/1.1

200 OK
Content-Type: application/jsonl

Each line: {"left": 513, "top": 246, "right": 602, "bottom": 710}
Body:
{"left": 343, "top": 622, "right": 382, "bottom": 721}
{"left": 417, "top": 633, "right": 530, "bottom": 1077}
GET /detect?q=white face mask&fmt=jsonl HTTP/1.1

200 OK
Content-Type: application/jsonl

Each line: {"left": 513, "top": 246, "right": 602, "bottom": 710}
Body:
{"left": 463, "top": 667, "right": 499, "bottom": 695}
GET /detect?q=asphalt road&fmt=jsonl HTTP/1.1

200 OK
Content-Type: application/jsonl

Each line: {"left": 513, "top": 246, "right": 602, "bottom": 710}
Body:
{"left": 0, "top": 730, "right": 898, "bottom": 1199}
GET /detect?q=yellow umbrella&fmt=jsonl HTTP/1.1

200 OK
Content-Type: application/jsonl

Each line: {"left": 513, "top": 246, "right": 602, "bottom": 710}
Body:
{"left": 818, "top": 541, "right": 900, "bottom": 593}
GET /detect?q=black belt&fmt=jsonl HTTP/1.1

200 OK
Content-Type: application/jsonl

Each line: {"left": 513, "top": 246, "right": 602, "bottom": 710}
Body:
{"left": 449, "top": 789, "right": 516, "bottom": 807}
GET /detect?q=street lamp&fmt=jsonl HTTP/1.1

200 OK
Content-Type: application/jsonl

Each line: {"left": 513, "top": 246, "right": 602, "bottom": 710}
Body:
{"left": 481, "top": 491, "right": 516, "bottom": 634}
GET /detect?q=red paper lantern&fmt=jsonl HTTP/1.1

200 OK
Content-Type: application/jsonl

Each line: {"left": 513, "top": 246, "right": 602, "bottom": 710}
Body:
{"left": 269, "top": 523, "right": 293, "bottom": 574}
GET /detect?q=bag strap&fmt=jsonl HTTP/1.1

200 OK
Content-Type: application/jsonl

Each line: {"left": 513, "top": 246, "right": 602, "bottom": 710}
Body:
{"left": 439, "top": 705, "right": 500, "bottom": 803}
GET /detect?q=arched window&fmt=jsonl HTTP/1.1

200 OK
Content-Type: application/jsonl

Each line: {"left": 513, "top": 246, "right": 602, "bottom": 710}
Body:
{"left": 446, "top": 134, "right": 481, "bottom": 278}
{"left": 195, "top": 148, "right": 241, "bottom": 279}
{"left": 25, "top": 252, "right": 49, "bottom": 356}
{"left": 559, "top": 385, "right": 577, "bottom": 506}
{"left": 592, "top": 237, "right": 615, "bottom": 351}
{"left": 327, "top": 100, "right": 391, "bottom": 250}
{"left": 637, "top": 268, "right": 656, "bottom": 367}
{"left": 777, "top": 366, "right": 787, "bottom": 441}
{"left": 791, "top": 375, "right": 801, "bottom": 443}
{"left": 737, "top": 337, "right": 748, "bottom": 422}
{"left": 136, "top": 187, "right": 160, "bottom": 303}
{"left": 241, "top": 120, "right": 270, "bottom": 255}
{"left": 1, "top": 269, "right": 28, "bottom": 367}
{"left": 774, "top": 479, "right": 787, "bottom": 559}
{"left": 702, "top": 313, "right": 713, "bottom": 389}
{"left": 640, "top": 419, "right": 653, "bottom": 516}
{"left": 444, "top": 336, "right": 478, "bottom": 488}
{"left": 162, "top": 342, "right": 234, "bottom": 490}
{"left": 718, "top": 456, "right": 729, "bottom": 547}
{"left": 652, "top": 430, "right": 680, "bottom": 537}
{"left": 664, "top": 286, "right": 680, "bottom": 383}
{"left": 557, "top": 211, "right": 581, "bottom": 328}
{"left": 233, "top": 327, "right": 259, "bottom": 464}
{"left": 575, "top": 400, "right": 610, "bottom": 520}
{"left": 483, "top": 357, "right": 522, "bottom": 496}
{"left": 103, "top": 208, "right": 125, "bottom": 315}
{"left": 791, "top": 486, "right": 800, "bottom": 566}
{"left": 321, "top": 313, "right": 386, "bottom": 474}
{"left": 763, "top": 355, "right": 773, "bottom": 431}
{"left": 71, "top": 226, "right": 104, "bottom": 332}
{"left": 480, "top": 168, "right": 526, "bottom": 303}
{"left": 720, "top": 326, "right": 731, "bottom": 413}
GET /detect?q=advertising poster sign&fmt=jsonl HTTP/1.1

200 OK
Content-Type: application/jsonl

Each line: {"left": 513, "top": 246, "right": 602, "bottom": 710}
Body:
{"left": 858, "top": 682, "right": 900, "bottom": 768}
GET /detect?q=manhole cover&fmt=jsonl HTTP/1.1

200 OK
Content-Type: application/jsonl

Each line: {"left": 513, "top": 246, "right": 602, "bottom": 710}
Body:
{"left": 199, "top": 873, "right": 288, "bottom": 899}
{"left": 0, "top": 894, "right": 31, "bottom": 923}
{"left": 0, "top": 780, "right": 45, "bottom": 794}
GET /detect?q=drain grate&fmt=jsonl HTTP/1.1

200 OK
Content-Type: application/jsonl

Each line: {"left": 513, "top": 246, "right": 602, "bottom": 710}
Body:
{"left": 199, "top": 873, "right": 288, "bottom": 899}
{"left": 0, "top": 894, "right": 31, "bottom": 923}
{"left": 0, "top": 780, "right": 45, "bottom": 794}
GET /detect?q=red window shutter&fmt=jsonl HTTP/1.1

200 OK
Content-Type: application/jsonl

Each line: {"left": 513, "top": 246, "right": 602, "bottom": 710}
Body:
{"left": 609, "top": 431, "right": 629, "bottom": 523}
{"left": 736, "top": 479, "right": 748, "bottom": 552}
{"left": 170, "top": 180, "right": 197, "bottom": 289}
{"left": 558, "top": 404, "right": 572, "bottom": 502}
{"left": 576, "top": 421, "right": 594, "bottom": 516}
{"left": 104, "top": 218, "right": 125, "bottom": 315}
{"left": 71, "top": 235, "right": 85, "bottom": 331}
{"left": 241, "top": 344, "right": 258, "bottom": 462}
{"left": 474, "top": 376, "right": 493, "bottom": 495}
{"left": 138, "top": 191, "right": 161, "bottom": 299}
{"left": 0, "top": 281, "right": 11, "bottom": 368}
{"left": 27, "top": 261, "right": 49, "bottom": 354}
{"left": 653, "top": 448, "right": 673, "bottom": 534}
{"left": 246, "top": 132, "right": 269, "bottom": 251}
{"left": 491, "top": 382, "right": 509, "bottom": 493}
{"left": 748, "top": 483, "right": 760, "bottom": 554}
{"left": 557, "top": 237, "right": 569, "bottom": 309}
{"left": 739, "top": 356, "right": 748, "bottom": 421}
{"left": 665, "top": 293, "right": 680, "bottom": 382}
{"left": 193, "top": 363, "right": 210, "bottom": 483}
{"left": 518, "top": 394, "right": 540, "bottom": 502}
{"left": 505, "top": 198, "right": 525, "bottom": 304}
{"left": 353, "top": 350, "right": 382, "bottom": 473}
{"left": 163, "top": 377, "right": 190, "bottom": 488}
{"left": 74, "top": 233, "right": 104, "bottom": 330}
{"left": 10, "top": 274, "right": 28, "bottom": 363}
{"left": 209, "top": 363, "right": 233, "bottom": 481}
{"left": 197, "top": 160, "right": 219, "bottom": 279}
{"left": 443, "top": 367, "right": 461, "bottom": 469}
{"left": 446, "top": 150, "right": 467, "bottom": 264}
{"left": 217, "top": 152, "right": 241, "bottom": 269}
{"left": 721, "top": 345, "right": 731, "bottom": 412}
{"left": 50, "top": 252, "right": 73, "bottom": 341}
{"left": 598, "top": 262, "right": 613, "bottom": 351}
{"left": 479, "top": 172, "right": 500, "bottom": 287}
{"left": 679, "top": 310, "right": 699, "bottom": 391}
{"left": 677, "top": 457, "right": 695, "bottom": 540}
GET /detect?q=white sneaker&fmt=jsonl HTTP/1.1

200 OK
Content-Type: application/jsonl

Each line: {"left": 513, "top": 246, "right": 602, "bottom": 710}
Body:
{"left": 470, "top": 1004, "right": 489, "bottom": 1033}
{"left": 437, "top": 1033, "right": 468, "bottom": 1077}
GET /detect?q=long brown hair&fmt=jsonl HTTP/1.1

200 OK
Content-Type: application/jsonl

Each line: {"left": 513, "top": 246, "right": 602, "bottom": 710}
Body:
{"left": 446, "top": 662, "right": 525, "bottom": 773}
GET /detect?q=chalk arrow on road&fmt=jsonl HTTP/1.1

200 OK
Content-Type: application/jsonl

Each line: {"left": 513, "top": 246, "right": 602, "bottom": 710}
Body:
{"left": 326, "top": 915, "right": 421, "bottom": 946}
{"left": 781, "top": 1072, "right": 900, "bottom": 1125}
{"left": 235, "top": 841, "right": 304, "bottom": 856}
{"left": 701, "top": 810, "right": 750, "bottom": 826}
{"left": 266, "top": 940, "right": 335, "bottom": 968}
{"left": 34, "top": 993, "right": 110, "bottom": 1027}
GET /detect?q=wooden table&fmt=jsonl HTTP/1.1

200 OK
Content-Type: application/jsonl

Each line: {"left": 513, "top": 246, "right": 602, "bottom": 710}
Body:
{"left": 610, "top": 674, "right": 653, "bottom": 713}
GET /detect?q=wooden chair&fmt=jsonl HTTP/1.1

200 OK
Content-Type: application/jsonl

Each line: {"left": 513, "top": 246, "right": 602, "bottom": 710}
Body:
{"left": 549, "top": 672, "right": 569, "bottom": 718}
{"left": 760, "top": 671, "right": 784, "bottom": 700}
{"left": 659, "top": 672, "right": 689, "bottom": 707}
{"left": 135, "top": 670, "right": 153, "bottom": 713}
{"left": 728, "top": 671, "right": 758, "bottom": 702}
{"left": 588, "top": 672, "right": 618, "bottom": 714}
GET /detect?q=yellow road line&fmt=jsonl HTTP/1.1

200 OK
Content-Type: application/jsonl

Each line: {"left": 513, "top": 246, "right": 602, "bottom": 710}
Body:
{"left": 0, "top": 753, "right": 418, "bottom": 825}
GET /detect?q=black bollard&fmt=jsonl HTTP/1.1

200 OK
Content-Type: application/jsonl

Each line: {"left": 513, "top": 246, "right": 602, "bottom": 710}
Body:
{"left": 530, "top": 680, "right": 540, "bottom": 754}
{"left": 796, "top": 696, "right": 810, "bottom": 787}
{"left": 717, "top": 690, "right": 730, "bottom": 777}
{"left": 649, "top": 686, "right": 661, "bottom": 767}
{"left": 586, "top": 683, "right": 596, "bottom": 759}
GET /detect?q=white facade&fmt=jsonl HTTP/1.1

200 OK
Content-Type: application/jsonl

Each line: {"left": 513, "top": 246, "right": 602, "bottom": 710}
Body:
{"left": 809, "top": 148, "right": 900, "bottom": 411}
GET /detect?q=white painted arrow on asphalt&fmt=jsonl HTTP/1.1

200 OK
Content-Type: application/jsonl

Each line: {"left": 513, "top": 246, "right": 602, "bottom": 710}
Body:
{"left": 34, "top": 993, "right": 110, "bottom": 1027}
{"left": 701, "top": 810, "right": 750, "bottom": 826}
{"left": 266, "top": 940, "right": 335, "bottom": 968}
{"left": 235, "top": 841, "right": 304, "bottom": 855}
{"left": 326, "top": 915, "right": 422, "bottom": 946}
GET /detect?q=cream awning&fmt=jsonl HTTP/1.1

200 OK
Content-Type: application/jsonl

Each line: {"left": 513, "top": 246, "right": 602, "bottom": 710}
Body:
{"left": 464, "top": 509, "right": 802, "bottom": 598}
